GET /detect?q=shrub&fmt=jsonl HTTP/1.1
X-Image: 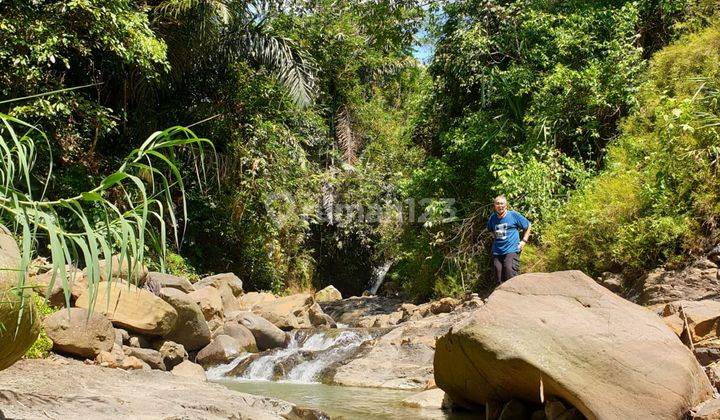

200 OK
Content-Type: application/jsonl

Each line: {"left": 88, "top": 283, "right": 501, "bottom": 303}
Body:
{"left": 24, "top": 297, "right": 56, "bottom": 359}
{"left": 543, "top": 21, "right": 720, "bottom": 276}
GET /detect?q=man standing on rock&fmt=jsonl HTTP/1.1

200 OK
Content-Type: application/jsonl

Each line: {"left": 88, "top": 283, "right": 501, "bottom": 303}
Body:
{"left": 487, "top": 195, "right": 531, "bottom": 284}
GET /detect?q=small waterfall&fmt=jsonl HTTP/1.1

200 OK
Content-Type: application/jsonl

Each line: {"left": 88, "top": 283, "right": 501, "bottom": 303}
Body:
{"left": 286, "top": 330, "right": 369, "bottom": 383}
{"left": 369, "top": 261, "right": 392, "bottom": 295}
{"left": 212, "top": 329, "right": 373, "bottom": 384}
{"left": 206, "top": 353, "right": 252, "bottom": 380}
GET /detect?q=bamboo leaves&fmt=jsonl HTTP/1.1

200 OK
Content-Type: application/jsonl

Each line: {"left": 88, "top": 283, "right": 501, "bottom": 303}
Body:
{"left": 0, "top": 113, "right": 216, "bottom": 323}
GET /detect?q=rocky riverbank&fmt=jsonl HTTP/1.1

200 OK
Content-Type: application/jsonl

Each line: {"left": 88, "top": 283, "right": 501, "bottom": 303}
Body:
{"left": 8, "top": 253, "right": 720, "bottom": 419}
{"left": 0, "top": 357, "right": 325, "bottom": 419}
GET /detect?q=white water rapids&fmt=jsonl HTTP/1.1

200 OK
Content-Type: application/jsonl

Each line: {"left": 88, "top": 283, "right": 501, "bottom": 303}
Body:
{"left": 207, "top": 329, "right": 373, "bottom": 384}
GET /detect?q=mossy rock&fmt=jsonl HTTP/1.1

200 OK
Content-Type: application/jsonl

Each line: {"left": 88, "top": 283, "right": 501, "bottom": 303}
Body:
{"left": 0, "top": 225, "right": 40, "bottom": 371}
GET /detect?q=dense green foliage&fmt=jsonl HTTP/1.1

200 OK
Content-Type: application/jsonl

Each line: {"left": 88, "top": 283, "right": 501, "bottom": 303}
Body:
{"left": 543, "top": 21, "right": 720, "bottom": 277}
{"left": 3, "top": 0, "right": 720, "bottom": 303}
{"left": 0, "top": 0, "right": 426, "bottom": 296}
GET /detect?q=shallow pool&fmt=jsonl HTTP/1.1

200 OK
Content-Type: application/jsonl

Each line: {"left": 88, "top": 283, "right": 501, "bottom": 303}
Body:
{"left": 215, "top": 379, "right": 478, "bottom": 419}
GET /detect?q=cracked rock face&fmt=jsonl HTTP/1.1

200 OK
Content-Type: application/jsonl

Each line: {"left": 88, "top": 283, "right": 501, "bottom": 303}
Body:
{"left": 434, "top": 270, "right": 713, "bottom": 420}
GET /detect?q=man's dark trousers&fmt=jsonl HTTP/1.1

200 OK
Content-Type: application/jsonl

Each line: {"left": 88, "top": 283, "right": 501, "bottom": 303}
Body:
{"left": 493, "top": 252, "right": 519, "bottom": 284}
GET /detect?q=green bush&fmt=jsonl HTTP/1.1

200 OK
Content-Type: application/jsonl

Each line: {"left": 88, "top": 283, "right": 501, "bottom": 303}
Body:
{"left": 24, "top": 297, "right": 56, "bottom": 360}
{"left": 543, "top": 21, "right": 720, "bottom": 276}
{"left": 164, "top": 252, "right": 200, "bottom": 283}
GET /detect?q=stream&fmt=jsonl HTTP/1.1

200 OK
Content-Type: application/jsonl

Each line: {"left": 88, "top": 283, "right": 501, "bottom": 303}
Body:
{"left": 207, "top": 328, "right": 473, "bottom": 419}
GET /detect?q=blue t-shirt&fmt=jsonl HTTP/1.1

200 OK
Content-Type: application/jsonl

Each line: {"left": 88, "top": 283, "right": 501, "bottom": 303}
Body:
{"left": 487, "top": 210, "right": 530, "bottom": 255}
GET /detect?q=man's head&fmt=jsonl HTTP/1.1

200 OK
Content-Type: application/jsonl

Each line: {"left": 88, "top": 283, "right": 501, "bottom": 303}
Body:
{"left": 493, "top": 195, "right": 508, "bottom": 216}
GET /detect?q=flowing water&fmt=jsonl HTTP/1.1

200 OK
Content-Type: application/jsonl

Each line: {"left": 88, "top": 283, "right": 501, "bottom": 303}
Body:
{"left": 207, "top": 329, "right": 375, "bottom": 383}
{"left": 369, "top": 261, "right": 393, "bottom": 295}
{"left": 209, "top": 328, "right": 474, "bottom": 419}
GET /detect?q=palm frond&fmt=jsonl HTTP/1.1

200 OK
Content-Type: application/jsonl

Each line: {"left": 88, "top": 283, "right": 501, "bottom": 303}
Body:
{"left": 335, "top": 105, "right": 360, "bottom": 163}
{"left": 231, "top": 31, "right": 317, "bottom": 108}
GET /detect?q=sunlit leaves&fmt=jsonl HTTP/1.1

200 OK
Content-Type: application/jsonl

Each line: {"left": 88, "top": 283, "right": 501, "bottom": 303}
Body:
{"left": 0, "top": 113, "right": 216, "bottom": 321}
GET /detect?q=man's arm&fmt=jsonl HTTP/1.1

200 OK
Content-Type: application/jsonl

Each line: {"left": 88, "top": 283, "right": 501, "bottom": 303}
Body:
{"left": 519, "top": 223, "right": 531, "bottom": 250}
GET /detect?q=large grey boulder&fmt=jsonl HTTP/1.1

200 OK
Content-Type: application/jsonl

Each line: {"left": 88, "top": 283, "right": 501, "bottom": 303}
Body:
{"left": 635, "top": 259, "right": 720, "bottom": 305}
{"left": 332, "top": 309, "right": 467, "bottom": 389}
{"left": 195, "top": 335, "right": 242, "bottom": 367}
{"left": 222, "top": 320, "right": 258, "bottom": 352}
{"left": 146, "top": 272, "right": 194, "bottom": 294}
{"left": 171, "top": 360, "right": 207, "bottom": 381}
{"left": 194, "top": 273, "right": 243, "bottom": 297}
{"left": 252, "top": 293, "right": 315, "bottom": 329}
{"left": 434, "top": 270, "right": 713, "bottom": 419}
{"left": 124, "top": 347, "right": 165, "bottom": 370}
{"left": 315, "top": 285, "right": 342, "bottom": 303}
{"left": 187, "top": 286, "right": 223, "bottom": 322}
{"left": 42, "top": 308, "right": 115, "bottom": 358}
{"left": 159, "top": 288, "right": 211, "bottom": 351}
{"left": 234, "top": 312, "right": 288, "bottom": 351}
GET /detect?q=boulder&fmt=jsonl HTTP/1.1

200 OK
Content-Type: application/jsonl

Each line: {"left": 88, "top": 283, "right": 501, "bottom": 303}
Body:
{"left": 234, "top": 312, "right": 288, "bottom": 351}
{"left": 309, "top": 303, "right": 336, "bottom": 328}
{"left": 95, "top": 351, "right": 118, "bottom": 368}
{"left": 706, "top": 361, "right": 720, "bottom": 392}
{"left": 127, "top": 334, "right": 151, "bottom": 348}
{"left": 157, "top": 340, "right": 188, "bottom": 370}
{"left": 187, "top": 286, "right": 223, "bottom": 321}
{"left": 124, "top": 347, "right": 165, "bottom": 370}
{"left": 320, "top": 295, "right": 404, "bottom": 327}
{"left": 42, "top": 307, "right": 115, "bottom": 358}
{"left": 222, "top": 321, "right": 258, "bottom": 352}
{"left": 693, "top": 398, "right": 720, "bottom": 420}
{"left": 171, "top": 360, "right": 207, "bottom": 381}
{"left": 253, "top": 293, "right": 315, "bottom": 329}
{"left": 194, "top": 273, "right": 243, "bottom": 297}
{"left": 598, "top": 272, "right": 624, "bottom": 294}
{"left": 0, "top": 225, "right": 39, "bottom": 371}
{"left": 195, "top": 335, "right": 242, "bottom": 367}
{"left": 75, "top": 282, "right": 177, "bottom": 336}
{"left": 97, "top": 255, "right": 149, "bottom": 284}
{"left": 110, "top": 342, "right": 125, "bottom": 364}
{"left": 315, "top": 285, "right": 342, "bottom": 303}
{"left": 120, "top": 356, "right": 146, "bottom": 370}
{"left": 116, "top": 328, "right": 130, "bottom": 344}
{"left": 636, "top": 259, "right": 720, "bottom": 305}
{"left": 434, "top": 270, "right": 713, "bottom": 419}
{"left": 159, "top": 288, "right": 211, "bottom": 351}
{"left": 332, "top": 309, "right": 469, "bottom": 389}
{"left": 216, "top": 282, "right": 243, "bottom": 314}
{"left": 663, "top": 300, "right": 720, "bottom": 345}
{"left": 145, "top": 272, "right": 194, "bottom": 294}
{"left": 239, "top": 291, "right": 277, "bottom": 310}
{"left": 401, "top": 388, "right": 447, "bottom": 409}
{"left": 429, "top": 297, "right": 460, "bottom": 315}
{"left": 29, "top": 267, "right": 87, "bottom": 307}
{"left": 0, "top": 357, "right": 327, "bottom": 419}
